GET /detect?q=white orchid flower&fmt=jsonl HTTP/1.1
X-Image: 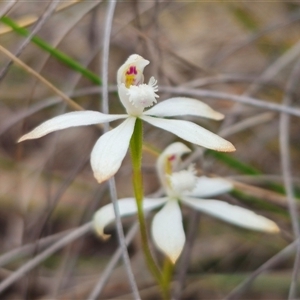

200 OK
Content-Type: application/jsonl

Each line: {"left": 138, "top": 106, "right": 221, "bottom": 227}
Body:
{"left": 93, "top": 142, "right": 280, "bottom": 263}
{"left": 18, "top": 54, "right": 235, "bottom": 184}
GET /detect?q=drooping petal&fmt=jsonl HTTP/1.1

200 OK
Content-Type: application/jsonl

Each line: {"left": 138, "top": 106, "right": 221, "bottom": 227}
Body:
{"left": 93, "top": 197, "right": 167, "bottom": 239}
{"left": 151, "top": 200, "right": 186, "bottom": 263}
{"left": 141, "top": 116, "right": 235, "bottom": 152}
{"left": 186, "top": 176, "right": 233, "bottom": 198}
{"left": 144, "top": 97, "right": 224, "bottom": 120}
{"left": 91, "top": 117, "right": 136, "bottom": 183}
{"left": 182, "top": 197, "right": 280, "bottom": 233}
{"left": 18, "top": 111, "right": 127, "bottom": 142}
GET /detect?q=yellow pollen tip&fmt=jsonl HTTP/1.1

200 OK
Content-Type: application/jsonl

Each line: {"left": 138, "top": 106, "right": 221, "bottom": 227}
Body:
{"left": 125, "top": 74, "right": 135, "bottom": 88}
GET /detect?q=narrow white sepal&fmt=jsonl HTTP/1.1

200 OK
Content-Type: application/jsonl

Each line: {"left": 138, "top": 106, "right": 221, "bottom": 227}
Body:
{"left": 182, "top": 197, "right": 280, "bottom": 233}
{"left": 18, "top": 111, "right": 127, "bottom": 142}
{"left": 186, "top": 176, "right": 233, "bottom": 198}
{"left": 93, "top": 197, "right": 167, "bottom": 239}
{"left": 141, "top": 116, "right": 236, "bottom": 152}
{"left": 152, "top": 200, "right": 186, "bottom": 263}
{"left": 90, "top": 117, "right": 136, "bottom": 183}
{"left": 144, "top": 97, "right": 224, "bottom": 120}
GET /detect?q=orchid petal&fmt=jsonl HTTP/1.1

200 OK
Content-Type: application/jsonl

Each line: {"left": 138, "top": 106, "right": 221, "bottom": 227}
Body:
{"left": 18, "top": 111, "right": 127, "bottom": 142}
{"left": 93, "top": 197, "right": 167, "bottom": 239}
{"left": 159, "top": 142, "right": 191, "bottom": 158}
{"left": 117, "top": 54, "right": 149, "bottom": 85}
{"left": 157, "top": 142, "right": 191, "bottom": 172}
{"left": 186, "top": 176, "right": 233, "bottom": 198}
{"left": 144, "top": 97, "right": 224, "bottom": 120}
{"left": 182, "top": 197, "right": 280, "bottom": 233}
{"left": 118, "top": 84, "right": 144, "bottom": 116}
{"left": 156, "top": 142, "right": 191, "bottom": 189}
{"left": 141, "top": 116, "right": 235, "bottom": 152}
{"left": 91, "top": 117, "right": 136, "bottom": 183}
{"left": 152, "top": 200, "right": 185, "bottom": 263}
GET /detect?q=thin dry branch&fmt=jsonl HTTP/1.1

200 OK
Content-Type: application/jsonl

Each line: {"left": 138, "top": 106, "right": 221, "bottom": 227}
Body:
{"left": 159, "top": 86, "right": 300, "bottom": 118}
{"left": 225, "top": 239, "right": 298, "bottom": 300}
{"left": 0, "top": 0, "right": 61, "bottom": 81}
{"left": 279, "top": 58, "right": 300, "bottom": 299}
{"left": 0, "top": 0, "right": 17, "bottom": 18}
{"left": 0, "top": 44, "right": 83, "bottom": 111}
{"left": 0, "top": 222, "right": 92, "bottom": 294}
{"left": 88, "top": 222, "right": 140, "bottom": 300}
{"left": 100, "top": 1, "right": 140, "bottom": 299}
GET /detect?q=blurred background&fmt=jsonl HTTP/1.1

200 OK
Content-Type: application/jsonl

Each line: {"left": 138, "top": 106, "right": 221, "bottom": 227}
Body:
{"left": 0, "top": 1, "right": 300, "bottom": 299}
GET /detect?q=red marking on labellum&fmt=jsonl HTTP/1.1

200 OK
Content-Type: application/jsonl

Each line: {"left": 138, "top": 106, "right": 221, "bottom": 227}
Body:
{"left": 126, "top": 66, "right": 137, "bottom": 75}
{"left": 168, "top": 154, "right": 176, "bottom": 161}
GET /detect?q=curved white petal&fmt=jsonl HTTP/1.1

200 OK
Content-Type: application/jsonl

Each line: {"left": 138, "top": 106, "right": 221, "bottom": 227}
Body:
{"left": 186, "top": 176, "right": 233, "bottom": 198}
{"left": 182, "top": 197, "right": 280, "bottom": 233}
{"left": 91, "top": 117, "right": 136, "bottom": 183}
{"left": 141, "top": 116, "right": 235, "bottom": 152}
{"left": 93, "top": 197, "right": 167, "bottom": 239}
{"left": 157, "top": 142, "right": 191, "bottom": 171}
{"left": 156, "top": 142, "right": 191, "bottom": 189}
{"left": 160, "top": 142, "right": 191, "bottom": 159}
{"left": 152, "top": 200, "right": 185, "bottom": 263}
{"left": 117, "top": 54, "right": 149, "bottom": 85}
{"left": 18, "top": 111, "right": 127, "bottom": 142}
{"left": 144, "top": 97, "right": 224, "bottom": 120}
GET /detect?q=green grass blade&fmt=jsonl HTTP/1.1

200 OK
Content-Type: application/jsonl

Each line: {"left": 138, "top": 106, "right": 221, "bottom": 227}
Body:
{"left": 207, "top": 150, "right": 300, "bottom": 198}
{"left": 207, "top": 150, "right": 260, "bottom": 175}
{"left": 0, "top": 16, "right": 101, "bottom": 85}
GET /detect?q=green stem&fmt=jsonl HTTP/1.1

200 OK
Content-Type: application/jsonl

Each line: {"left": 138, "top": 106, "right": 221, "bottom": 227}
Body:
{"left": 161, "top": 258, "right": 174, "bottom": 299}
{"left": 130, "top": 118, "right": 170, "bottom": 298}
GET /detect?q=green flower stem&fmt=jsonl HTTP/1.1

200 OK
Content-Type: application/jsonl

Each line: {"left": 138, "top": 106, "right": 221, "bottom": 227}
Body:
{"left": 129, "top": 118, "right": 160, "bottom": 279}
{"left": 162, "top": 258, "right": 174, "bottom": 299}
{"left": 130, "top": 118, "right": 170, "bottom": 299}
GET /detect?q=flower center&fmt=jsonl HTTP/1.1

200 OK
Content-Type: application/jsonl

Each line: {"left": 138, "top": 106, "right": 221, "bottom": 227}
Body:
{"left": 168, "top": 166, "right": 197, "bottom": 195}
{"left": 124, "top": 65, "right": 143, "bottom": 88}
{"left": 126, "top": 77, "right": 159, "bottom": 109}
